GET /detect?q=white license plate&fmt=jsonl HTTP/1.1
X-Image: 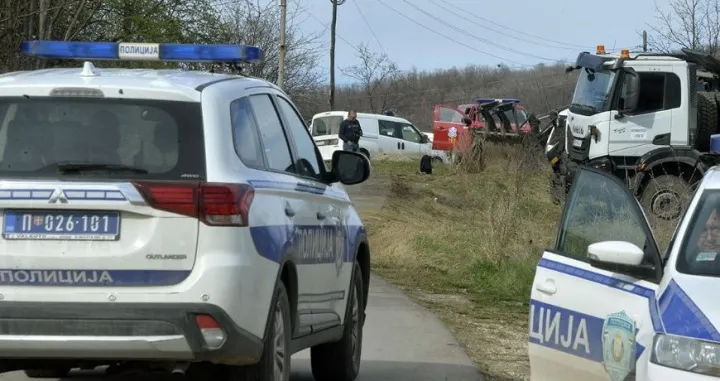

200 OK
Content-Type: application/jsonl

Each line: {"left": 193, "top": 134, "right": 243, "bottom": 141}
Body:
{"left": 572, "top": 139, "right": 583, "bottom": 148}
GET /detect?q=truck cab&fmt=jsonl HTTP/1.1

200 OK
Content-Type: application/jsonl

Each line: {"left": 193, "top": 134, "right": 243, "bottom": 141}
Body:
{"left": 560, "top": 45, "right": 720, "bottom": 221}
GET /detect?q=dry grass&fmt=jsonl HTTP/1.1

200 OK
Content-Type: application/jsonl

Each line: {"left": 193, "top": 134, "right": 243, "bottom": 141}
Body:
{"left": 356, "top": 142, "right": 557, "bottom": 380}
{"left": 353, "top": 141, "right": 685, "bottom": 381}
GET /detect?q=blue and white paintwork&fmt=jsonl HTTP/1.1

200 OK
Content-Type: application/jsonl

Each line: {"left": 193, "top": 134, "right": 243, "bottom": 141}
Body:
{"left": 0, "top": 42, "right": 370, "bottom": 365}
{"left": 529, "top": 167, "right": 720, "bottom": 381}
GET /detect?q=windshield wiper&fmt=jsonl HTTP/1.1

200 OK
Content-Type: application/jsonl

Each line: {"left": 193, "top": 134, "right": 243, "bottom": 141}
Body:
{"left": 52, "top": 163, "right": 149, "bottom": 174}
{"left": 570, "top": 103, "right": 597, "bottom": 113}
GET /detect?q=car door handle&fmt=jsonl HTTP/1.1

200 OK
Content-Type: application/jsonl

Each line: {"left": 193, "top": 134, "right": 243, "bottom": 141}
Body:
{"left": 535, "top": 280, "right": 557, "bottom": 295}
{"left": 397, "top": 142, "right": 400, "bottom": 149}
{"left": 402, "top": 142, "right": 405, "bottom": 149}
{"left": 316, "top": 212, "right": 326, "bottom": 220}
{"left": 285, "top": 205, "right": 295, "bottom": 217}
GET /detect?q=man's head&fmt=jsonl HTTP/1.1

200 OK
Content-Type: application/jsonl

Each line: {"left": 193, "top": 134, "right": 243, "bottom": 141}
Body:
{"left": 348, "top": 110, "right": 357, "bottom": 121}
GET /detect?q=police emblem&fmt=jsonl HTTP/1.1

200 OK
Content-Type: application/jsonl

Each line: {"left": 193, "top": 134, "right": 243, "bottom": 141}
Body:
{"left": 602, "top": 311, "right": 636, "bottom": 381}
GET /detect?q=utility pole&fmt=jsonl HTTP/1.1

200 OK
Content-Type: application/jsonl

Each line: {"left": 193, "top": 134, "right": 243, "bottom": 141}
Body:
{"left": 329, "top": 0, "right": 345, "bottom": 110}
{"left": 278, "top": 0, "right": 287, "bottom": 88}
{"left": 642, "top": 30, "right": 647, "bottom": 52}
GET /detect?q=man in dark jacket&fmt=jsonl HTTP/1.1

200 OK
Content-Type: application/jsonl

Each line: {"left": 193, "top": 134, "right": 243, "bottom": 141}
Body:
{"left": 338, "top": 110, "right": 363, "bottom": 152}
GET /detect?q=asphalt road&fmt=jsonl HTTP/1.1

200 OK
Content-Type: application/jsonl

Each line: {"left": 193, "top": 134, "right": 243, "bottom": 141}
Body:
{"left": 0, "top": 277, "right": 482, "bottom": 381}
{"left": 0, "top": 179, "right": 483, "bottom": 381}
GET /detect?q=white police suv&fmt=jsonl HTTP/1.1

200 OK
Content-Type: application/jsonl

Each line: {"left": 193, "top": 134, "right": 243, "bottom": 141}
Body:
{"left": 529, "top": 164, "right": 720, "bottom": 380}
{"left": 0, "top": 40, "right": 372, "bottom": 381}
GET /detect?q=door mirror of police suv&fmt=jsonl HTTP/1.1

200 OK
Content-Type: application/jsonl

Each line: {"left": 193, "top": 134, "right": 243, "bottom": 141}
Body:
{"left": 587, "top": 240, "right": 655, "bottom": 279}
{"left": 330, "top": 150, "right": 371, "bottom": 185}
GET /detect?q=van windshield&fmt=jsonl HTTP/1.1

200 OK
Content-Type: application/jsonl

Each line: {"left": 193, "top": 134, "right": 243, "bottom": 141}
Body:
{"left": 312, "top": 116, "right": 343, "bottom": 136}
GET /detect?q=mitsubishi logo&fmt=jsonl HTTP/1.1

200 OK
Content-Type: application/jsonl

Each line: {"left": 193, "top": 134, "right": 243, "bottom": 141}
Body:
{"left": 48, "top": 188, "right": 68, "bottom": 204}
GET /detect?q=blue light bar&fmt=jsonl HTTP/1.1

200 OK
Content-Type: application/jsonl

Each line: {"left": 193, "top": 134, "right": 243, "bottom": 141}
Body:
{"left": 476, "top": 98, "right": 520, "bottom": 104}
{"left": 20, "top": 40, "right": 263, "bottom": 63}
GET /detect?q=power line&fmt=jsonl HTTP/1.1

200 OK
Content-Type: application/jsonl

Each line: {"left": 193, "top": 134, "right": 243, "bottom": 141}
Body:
{"left": 396, "top": 0, "right": 559, "bottom": 62}
{"left": 425, "top": 0, "right": 583, "bottom": 51}
{"left": 352, "top": 0, "right": 386, "bottom": 54}
{"left": 435, "top": 0, "right": 593, "bottom": 50}
{"left": 371, "top": 0, "right": 573, "bottom": 67}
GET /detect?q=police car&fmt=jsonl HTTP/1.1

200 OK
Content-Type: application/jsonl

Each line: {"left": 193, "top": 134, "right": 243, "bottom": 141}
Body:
{"left": 0, "top": 40, "right": 372, "bottom": 381}
{"left": 529, "top": 165, "right": 720, "bottom": 380}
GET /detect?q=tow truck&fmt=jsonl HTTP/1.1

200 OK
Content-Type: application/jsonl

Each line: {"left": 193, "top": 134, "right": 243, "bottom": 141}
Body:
{"left": 554, "top": 44, "right": 720, "bottom": 220}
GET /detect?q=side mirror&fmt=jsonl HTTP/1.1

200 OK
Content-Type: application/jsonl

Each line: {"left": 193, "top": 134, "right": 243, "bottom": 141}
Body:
{"left": 587, "top": 241, "right": 655, "bottom": 279}
{"left": 621, "top": 70, "right": 640, "bottom": 113}
{"left": 421, "top": 134, "right": 429, "bottom": 143}
{"left": 331, "top": 150, "right": 371, "bottom": 185}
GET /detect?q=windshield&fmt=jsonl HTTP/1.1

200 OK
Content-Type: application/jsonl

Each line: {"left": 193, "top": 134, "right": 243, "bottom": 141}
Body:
{"left": 570, "top": 69, "right": 616, "bottom": 115}
{"left": 677, "top": 190, "right": 720, "bottom": 277}
{"left": 312, "top": 116, "right": 343, "bottom": 136}
{"left": 0, "top": 97, "right": 205, "bottom": 180}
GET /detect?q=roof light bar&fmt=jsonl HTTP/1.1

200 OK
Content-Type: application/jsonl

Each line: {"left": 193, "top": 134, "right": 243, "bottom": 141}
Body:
{"left": 20, "top": 40, "right": 263, "bottom": 63}
{"left": 476, "top": 98, "right": 520, "bottom": 104}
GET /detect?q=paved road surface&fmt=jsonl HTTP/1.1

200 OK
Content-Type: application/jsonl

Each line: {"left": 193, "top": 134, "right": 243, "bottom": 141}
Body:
{"left": 0, "top": 177, "right": 483, "bottom": 381}
{"left": 0, "top": 277, "right": 482, "bottom": 381}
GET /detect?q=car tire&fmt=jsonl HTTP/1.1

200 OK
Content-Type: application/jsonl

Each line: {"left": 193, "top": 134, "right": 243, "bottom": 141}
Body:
{"left": 640, "top": 174, "right": 691, "bottom": 221}
{"left": 23, "top": 368, "right": 71, "bottom": 378}
{"left": 310, "top": 261, "right": 365, "bottom": 381}
{"left": 359, "top": 149, "right": 370, "bottom": 160}
{"left": 226, "top": 282, "right": 292, "bottom": 381}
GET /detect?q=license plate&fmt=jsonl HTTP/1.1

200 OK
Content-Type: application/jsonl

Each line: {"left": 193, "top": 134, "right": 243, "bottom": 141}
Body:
{"left": 2, "top": 210, "right": 120, "bottom": 241}
{"left": 573, "top": 139, "right": 583, "bottom": 148}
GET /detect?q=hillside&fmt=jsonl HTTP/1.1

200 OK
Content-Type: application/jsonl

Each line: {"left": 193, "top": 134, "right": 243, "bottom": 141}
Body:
{"left": 301, "top": 60, "right": 578, "bottom": 131}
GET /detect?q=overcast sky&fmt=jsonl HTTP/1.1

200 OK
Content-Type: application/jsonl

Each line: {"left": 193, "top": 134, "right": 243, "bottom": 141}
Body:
{"left": 295, "top": 0, "right": 662, "bottom": 85}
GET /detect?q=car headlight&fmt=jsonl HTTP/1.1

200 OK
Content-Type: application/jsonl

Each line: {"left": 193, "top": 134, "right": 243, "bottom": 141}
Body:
{"left": 652, "top": 333, "right": 720, "bottom": 376}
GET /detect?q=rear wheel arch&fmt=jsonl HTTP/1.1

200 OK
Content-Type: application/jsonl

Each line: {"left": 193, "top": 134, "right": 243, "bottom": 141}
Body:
{"left": 355, "top": 241, "right": 370, "bottom": 310}
{"left": 279, "top": 260, "right": 299, "bottom": 336}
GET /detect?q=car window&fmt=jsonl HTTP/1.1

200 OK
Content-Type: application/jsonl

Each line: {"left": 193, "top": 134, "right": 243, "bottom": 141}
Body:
{"left": 230, "top": 97, "right": 264, "bottom": 168}
{"left": 276, "top": 96, "right": 322, "bottom": 178}
{"left": 248, "top": 94, "right": 293, "bottom": 173}
{"left": 677, "top": 190, "right": 720, "bottom": 277}
{"left": 379, "top": 120, "right": 397, "bottom": 137}
{"left": 0, "top": 98, "right": 203, "bottom": 180}
{"left": 556, "top": 170, "right": 649, "bottom": 261}
{"left": 312, "top": 116, "right": 343, "bottom": 136}
{"left": 400, "top": 124, "right": 422, "bottom": 143}
{"left": 439, "top": 107, "right": 463, "bottom": 123}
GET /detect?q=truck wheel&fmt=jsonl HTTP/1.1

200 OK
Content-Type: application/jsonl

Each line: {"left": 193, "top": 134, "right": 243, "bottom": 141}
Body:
{"left": 696, "top": 91, "right": 717, "bottom": 151}
{"left": 310, "top": 261, "right": 365, "bottom": 381}
{"left": 24, "top": 368, "right": 71, "bottom": 378}
{"left": 640, "top": 175, "right": 691, "bottom": 221}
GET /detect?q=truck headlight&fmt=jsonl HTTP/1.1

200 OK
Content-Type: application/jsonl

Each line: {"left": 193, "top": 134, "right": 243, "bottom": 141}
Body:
{"left": 652, "top": 333, "right": 720, "bottom": 376}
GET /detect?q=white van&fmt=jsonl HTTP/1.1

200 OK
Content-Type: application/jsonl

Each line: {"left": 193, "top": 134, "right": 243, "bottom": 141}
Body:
{"left": 309, "top": 111, "right": 446, "bottom": 162}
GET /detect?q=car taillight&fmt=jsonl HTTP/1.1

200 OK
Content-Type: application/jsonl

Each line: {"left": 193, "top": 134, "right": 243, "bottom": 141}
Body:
{"left": 132, "top": 181, "right": 254, "bottom": 227}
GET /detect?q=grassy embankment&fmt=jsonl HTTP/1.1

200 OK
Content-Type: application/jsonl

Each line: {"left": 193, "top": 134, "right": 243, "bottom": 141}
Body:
{"left": 358, "top": 143, "right": 560, "bottom": 381}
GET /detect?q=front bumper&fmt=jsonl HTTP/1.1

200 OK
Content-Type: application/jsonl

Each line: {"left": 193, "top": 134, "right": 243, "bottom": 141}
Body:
{"left": 0, "top": 301, "right": 262, "bottom": 365}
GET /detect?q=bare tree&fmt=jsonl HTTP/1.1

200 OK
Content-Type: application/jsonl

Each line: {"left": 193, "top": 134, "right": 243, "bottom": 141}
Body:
{"left": 647, "top": 0, "right": 720, "bottom": 55}
{"left": 216, "top": 0, "right": 324, "bottom": 112}
{"left": 341, "top": 43, "right": 399, "bottom": 113}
